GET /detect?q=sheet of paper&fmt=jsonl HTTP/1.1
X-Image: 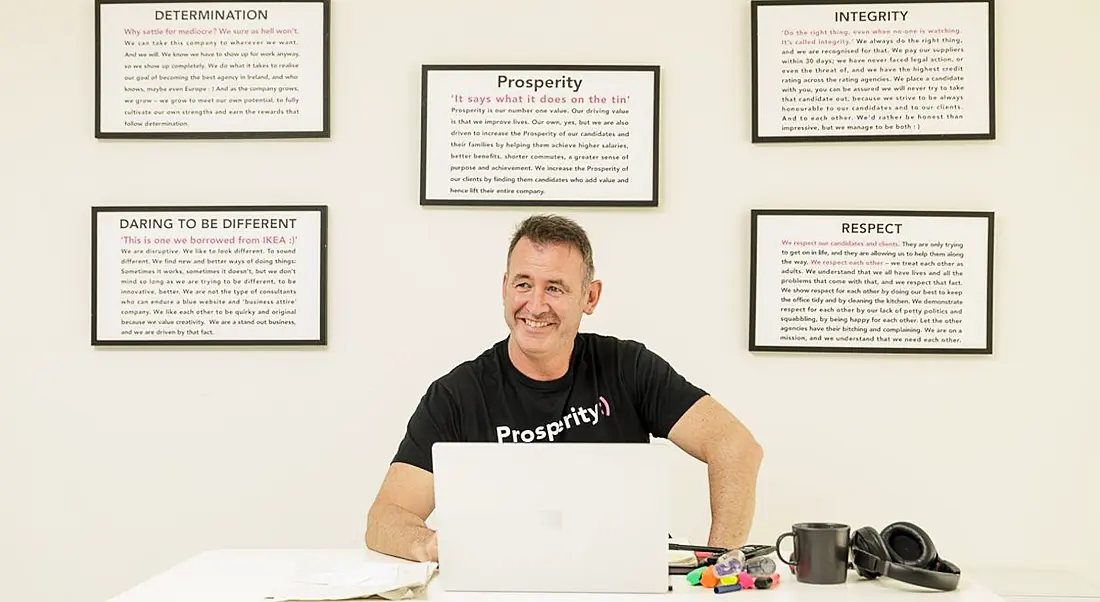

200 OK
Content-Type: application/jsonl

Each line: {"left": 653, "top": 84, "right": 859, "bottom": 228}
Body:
{"left": 268, "top": 561, "right": 438, "bottom": 601}
{"left": 668, "top": 535, "right": 697, "bottom": 566}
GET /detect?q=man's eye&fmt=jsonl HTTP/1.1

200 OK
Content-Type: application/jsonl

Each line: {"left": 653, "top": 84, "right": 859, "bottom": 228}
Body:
{"left": 516, "top": 282, "right": 530, "bottom": 289}
{"left": 548, "top": 286, "right": 561, "bottom": 293}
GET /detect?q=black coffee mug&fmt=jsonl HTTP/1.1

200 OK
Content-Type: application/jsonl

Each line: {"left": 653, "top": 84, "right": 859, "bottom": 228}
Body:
{"left": 775, "top": 522, "right": 851, "bottom": 585}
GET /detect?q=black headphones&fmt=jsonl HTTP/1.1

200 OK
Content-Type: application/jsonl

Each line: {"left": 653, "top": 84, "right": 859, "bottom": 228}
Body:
{"left": 850, "top": 521, "right": 961, "bottom": 591}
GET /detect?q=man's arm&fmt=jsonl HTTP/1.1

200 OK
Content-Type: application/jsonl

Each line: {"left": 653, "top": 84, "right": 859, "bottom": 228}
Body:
{"left": 365, "top": 462, "right": 439, "bottom": 562}
{"left": 668, "top": 395, "right": 763, "bottom": 549}
{"left": 368, "top": 376, "right": 462, "bottom": 562}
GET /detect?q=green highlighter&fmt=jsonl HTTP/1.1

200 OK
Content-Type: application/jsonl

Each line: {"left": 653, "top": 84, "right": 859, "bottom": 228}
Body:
{"left": 686, "top": 566, "right": 706, "bottom": 586}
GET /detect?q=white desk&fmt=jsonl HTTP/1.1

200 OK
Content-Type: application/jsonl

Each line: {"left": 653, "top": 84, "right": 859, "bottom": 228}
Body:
{"left": 104, "top": 549, "right": 1018, "bottom": 602}
{"left": 968, "top": 568, "right": 1100, "bottom": 601}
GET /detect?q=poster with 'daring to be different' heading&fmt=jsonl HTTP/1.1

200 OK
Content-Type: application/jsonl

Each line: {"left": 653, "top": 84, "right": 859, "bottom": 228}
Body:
{"left": 92, "top": 205, "right": 328, "bottom": 346}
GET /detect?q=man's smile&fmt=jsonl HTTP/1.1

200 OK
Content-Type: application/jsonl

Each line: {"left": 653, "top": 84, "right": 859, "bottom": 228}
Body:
{"left": 521, "top": 317, "right": 556, "bottom": 330}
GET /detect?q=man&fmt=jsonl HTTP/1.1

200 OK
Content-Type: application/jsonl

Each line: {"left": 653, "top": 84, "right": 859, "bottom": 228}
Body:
{"left": 365, "top": 214, "right": 763, "bottom": 563}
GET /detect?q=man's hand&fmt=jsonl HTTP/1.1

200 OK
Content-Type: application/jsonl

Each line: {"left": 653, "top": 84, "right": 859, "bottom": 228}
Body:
{"left": 668, "top": 395, "right": 763, "bottom": 549}
{"left": 412, "top": 530, "right": 439, "bottom": 563}
{"left": 365, "top": 463, "right": 438, "bottom": 561}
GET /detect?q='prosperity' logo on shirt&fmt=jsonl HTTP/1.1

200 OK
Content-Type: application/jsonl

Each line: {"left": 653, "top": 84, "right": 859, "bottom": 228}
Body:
{"left": 495, "top": 397, "right": 612, "bottom": 443}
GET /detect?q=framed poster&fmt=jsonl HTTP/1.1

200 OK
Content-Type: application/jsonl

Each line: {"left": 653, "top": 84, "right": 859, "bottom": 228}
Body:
{"left": 95, "top": 0, "right": 331, "bottom": 139}
{"left": 92, "top": 205, "right": 328, "bottom": 346}
{"left": 750, "top": 0, "right": 995, "bottom": 143}
{"left": 749, "top": 209, "right": 994, "bottom": 354}
{"left": 420, "top": 64, "right": 660, "bottom": 207}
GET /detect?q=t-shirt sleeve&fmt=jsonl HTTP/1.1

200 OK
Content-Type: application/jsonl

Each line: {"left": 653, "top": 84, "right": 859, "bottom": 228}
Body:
{"left": 391, "top": 380, "right": 461, "bottom": 473}
{"left": 627, "top": 342, "right": 708, "bottom": 439}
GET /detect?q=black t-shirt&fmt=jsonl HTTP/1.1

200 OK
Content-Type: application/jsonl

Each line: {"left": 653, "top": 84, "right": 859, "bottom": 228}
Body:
{"left": 392, "top": 332, "right": 708, "bottom": 473}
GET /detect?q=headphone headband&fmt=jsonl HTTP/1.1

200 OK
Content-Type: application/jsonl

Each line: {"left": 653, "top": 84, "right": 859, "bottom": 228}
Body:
{"left": 887, "top": 558, "right": 960, "bottom": 591}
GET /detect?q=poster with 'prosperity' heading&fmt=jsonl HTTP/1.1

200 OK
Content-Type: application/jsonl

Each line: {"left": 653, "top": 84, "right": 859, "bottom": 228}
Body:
{"left": 420, "top": 64, "right": 660, "bottom": 207}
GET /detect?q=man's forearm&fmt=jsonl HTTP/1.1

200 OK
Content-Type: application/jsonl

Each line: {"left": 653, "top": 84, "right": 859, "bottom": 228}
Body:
{"left": 706, "top": 438, "right": 763, "bottom": 549}
{"left": 365, "top": 502, "right": 437, "bottom": 562}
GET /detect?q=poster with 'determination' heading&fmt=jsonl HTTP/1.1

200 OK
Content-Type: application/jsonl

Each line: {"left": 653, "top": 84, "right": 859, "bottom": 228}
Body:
{"left": 95, "top": 0, "right": 330, "bottom": 138}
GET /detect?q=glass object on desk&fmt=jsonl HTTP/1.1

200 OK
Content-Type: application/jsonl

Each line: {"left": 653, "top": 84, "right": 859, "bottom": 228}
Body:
{"left": 745, "top": 556, "right": 776, "bottom": 577}
{"left": 713, "top": 549, "right": 745, "bottom": 578}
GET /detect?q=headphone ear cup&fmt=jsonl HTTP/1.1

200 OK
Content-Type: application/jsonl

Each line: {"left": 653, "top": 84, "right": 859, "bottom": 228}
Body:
{"left": 851, "top": 527, "right": 889, "bottom": 580}
{"left": 880, "top": 522, "right": 937, "bottom": 568}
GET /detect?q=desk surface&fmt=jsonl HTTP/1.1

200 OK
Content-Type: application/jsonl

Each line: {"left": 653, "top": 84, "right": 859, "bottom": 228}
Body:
{"left": 104, "top": 549, "right": 1015, "bottom": 602}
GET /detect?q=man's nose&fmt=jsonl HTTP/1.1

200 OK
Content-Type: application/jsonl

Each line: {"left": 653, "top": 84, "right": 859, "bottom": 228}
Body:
{"left": 526, "top": 288, "right": 549, "bottom": 314}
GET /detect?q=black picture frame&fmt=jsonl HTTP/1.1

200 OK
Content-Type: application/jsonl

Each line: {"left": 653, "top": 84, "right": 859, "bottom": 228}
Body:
{"left": 94, "top": 0, "right": 331, "bottom": 139}
{"left": 748, "top": 209, "right": 994, "bottom": 354}
{"left": 419, "top": 64, "right": 661, "bottom": 207}
{"left": 750, "top": 0, "right": 996, "bottom": 143}
{"left": 91, "top": 205, "right": 328, "bottom": 346}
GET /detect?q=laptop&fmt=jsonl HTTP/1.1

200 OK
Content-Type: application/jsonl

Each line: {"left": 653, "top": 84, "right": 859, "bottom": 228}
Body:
{"left": 431, "top": 442, "right": 671, "bottom": 594}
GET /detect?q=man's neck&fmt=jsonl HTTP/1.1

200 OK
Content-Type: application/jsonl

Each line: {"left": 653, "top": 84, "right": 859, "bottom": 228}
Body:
{"left": 507, "top": 336, "right": 574, "bottom": 381}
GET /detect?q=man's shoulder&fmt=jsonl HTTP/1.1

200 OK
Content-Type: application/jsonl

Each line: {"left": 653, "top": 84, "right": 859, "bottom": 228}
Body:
{"left": 428, "top": 338, "right": 506, "bottom": 393}
{"left": 578, "top": 331, "right": 650, "bottom": 355}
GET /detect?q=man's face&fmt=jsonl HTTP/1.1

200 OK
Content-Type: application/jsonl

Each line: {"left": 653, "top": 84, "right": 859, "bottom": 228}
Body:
{"left": 503, "top": 237, "right": 601, "bottom": 359}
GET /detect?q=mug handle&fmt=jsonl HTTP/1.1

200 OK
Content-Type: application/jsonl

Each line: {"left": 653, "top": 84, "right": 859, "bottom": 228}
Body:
{"left": 775, "top": 531, "right": 797, "bottom": 567}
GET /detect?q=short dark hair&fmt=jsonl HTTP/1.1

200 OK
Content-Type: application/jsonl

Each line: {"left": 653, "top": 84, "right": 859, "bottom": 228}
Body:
{"left": 507, "top": 214, "right": 595, "bottom": 285}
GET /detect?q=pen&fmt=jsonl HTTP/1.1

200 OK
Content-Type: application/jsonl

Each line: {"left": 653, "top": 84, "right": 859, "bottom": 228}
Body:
{"left": 668, "top": 543, "right": 728, "bottom": 554}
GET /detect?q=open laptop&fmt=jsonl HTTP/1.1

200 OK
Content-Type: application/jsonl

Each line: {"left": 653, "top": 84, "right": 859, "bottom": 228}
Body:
{"left": 431, "top": 442, "right": 671, "bottom": 594}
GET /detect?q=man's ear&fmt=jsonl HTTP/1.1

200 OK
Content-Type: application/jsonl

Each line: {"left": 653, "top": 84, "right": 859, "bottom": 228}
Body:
{"left": 501, "top": 272, "right": 508, "bottom": 298}
{"left": 583, "top": 280, "right": 602, "bottom": 314}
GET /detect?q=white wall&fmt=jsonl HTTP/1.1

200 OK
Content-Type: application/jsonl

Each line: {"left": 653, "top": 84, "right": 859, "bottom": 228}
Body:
{"left": 2, "top": 1, "right": 1097, "bottom": 601}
